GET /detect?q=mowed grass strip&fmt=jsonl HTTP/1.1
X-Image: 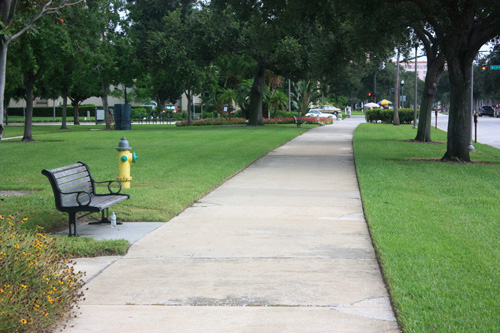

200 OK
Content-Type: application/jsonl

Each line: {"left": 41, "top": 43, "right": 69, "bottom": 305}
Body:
{"left": 0, "top": 124, "right": 310, "bottom": 231}
{"left": 353, "top": 123, "right": 500, "bottom": 332}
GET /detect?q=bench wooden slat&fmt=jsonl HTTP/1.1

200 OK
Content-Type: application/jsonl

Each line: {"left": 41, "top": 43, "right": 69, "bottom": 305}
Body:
{"left": 50, "top": 164, "right": 87, "bottom": 178}
{"left": 56, "top": 170, "right": 90, "bottom": 184}
{"left": 61, "top": 182, "right": 92, "bottom": 196}
{"left": 91, "top": 195, "right": 129, "bottom": 209}
{"left": 58, "top": 176, "right": 92, "bottom": 192}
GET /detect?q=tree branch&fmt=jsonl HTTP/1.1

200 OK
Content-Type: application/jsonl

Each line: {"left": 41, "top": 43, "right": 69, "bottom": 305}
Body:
{"left": 7, "top": 0, "right": 83, "bottom": 45}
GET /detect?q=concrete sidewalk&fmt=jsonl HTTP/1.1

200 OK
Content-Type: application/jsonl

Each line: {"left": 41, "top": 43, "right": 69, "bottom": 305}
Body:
{"left": 66, "top": 117, "right": 399, "bottom": 332}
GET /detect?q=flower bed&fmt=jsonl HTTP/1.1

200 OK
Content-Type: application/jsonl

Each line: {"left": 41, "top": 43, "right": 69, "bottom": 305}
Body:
{"left": 0, "top": 215, "right": 85, "bottom": 331}
{"left": 176, "top": 116, "right": 333, "bottom": 127}
{"left": 263, "top": 116, "right": 333, "bottom": 125}
{"left": 176, "top": 118, "right": 247, "bottom": 126}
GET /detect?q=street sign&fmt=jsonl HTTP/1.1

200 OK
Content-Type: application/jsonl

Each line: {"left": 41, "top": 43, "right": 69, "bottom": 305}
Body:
{"left": 490, "top": 65, "right": 500, "bottom": 70}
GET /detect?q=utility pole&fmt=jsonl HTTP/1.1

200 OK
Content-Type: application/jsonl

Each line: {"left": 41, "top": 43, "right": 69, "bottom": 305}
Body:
{"left": 413, "top": 44, "right": 418, "bottom": 129}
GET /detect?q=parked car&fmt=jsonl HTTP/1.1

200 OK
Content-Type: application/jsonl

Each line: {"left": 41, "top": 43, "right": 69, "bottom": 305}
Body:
{"left": 305, "top": 109, "right": 336, "bottom": 120}
{"left": 142, "top": 102, "right": 157, "bottom": 110}
{"left": 308, "top": 105, "right": 341, "bottom": 115}
{"left": 479, "top": 105, "right": 494, "bottom": 117}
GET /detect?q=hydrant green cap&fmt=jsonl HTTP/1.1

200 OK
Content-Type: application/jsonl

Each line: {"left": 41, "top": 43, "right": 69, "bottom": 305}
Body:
{"left": 116, "top": 136, "right": 132, "bottom": 151}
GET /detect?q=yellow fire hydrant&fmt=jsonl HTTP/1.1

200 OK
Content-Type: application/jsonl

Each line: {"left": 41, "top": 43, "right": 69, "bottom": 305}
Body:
{"left": 116, "top": 136, "right": 138, "bottom": 188}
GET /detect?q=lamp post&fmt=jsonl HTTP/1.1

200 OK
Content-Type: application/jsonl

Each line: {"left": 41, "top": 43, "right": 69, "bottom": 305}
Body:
{"left": 401, "top": 80, "right": 405, "bottom": 108}
{"left": 413, "top": 44, "right": 418, "bottom": 129}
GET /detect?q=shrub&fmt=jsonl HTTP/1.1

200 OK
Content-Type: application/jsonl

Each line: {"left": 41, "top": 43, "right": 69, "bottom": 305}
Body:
{"left": 7, "top": 106, "right": 97, "bottom": 118}
{"left": 132, "top": 107, "right": 147, "bottom": 120}
{"left": 365, "top": 108, "right": 418, "bottom": 124}
{"left": 0, "top": 214, "right": 85, "bottom": 332}
{"left": 271, "top": 110, "right": 300, "bottom": 118}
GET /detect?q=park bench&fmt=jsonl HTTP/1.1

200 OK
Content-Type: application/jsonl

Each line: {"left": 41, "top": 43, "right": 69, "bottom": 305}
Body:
{"left": 293, "top": 115, "right": 305, "bottom": 128}
{"left": 42, "top": 161, "right": 130, "bottom": 236}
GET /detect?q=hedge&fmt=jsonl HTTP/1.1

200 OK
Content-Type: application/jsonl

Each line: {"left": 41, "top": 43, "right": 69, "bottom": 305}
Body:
{"left": 7, "top": 106, "right": 97, "bottom": 117}
{"left": 365, "top": 108, "right": 419, "bottom": 124}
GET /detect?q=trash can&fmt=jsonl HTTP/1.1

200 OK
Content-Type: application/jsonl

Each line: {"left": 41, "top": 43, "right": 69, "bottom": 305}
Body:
{"left": 114, "top": 104, "right": 132, "bottom": 130}
{"left": 114, "top": 104, "right": 122, "bottom": 130}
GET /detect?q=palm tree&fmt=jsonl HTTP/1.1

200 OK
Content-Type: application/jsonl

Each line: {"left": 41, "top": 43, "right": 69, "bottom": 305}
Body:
{"left": 235, "top": 79, "right": 253, "bottom": 118}
{"left": 268, "top": 90, "right": 288, "bottom": 117}
{"left": 291, "top": 80, "right": 321, "bottom": 115}
{"left": 218, "top": 88, "right": 237, "bottom": 118}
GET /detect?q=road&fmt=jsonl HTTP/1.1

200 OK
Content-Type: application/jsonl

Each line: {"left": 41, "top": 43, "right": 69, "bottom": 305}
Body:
{"left": 433, "top": 112, "right": 500, "bottom": 150}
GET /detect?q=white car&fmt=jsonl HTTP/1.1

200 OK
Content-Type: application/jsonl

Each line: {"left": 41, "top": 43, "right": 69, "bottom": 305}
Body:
{"left": 313, "top": 105, "right": 340, "bottom": 113}
{"left": 305, "top": 109, "right": 337, "bottom": 119}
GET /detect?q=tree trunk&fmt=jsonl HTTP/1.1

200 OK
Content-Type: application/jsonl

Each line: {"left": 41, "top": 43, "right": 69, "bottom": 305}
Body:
{"left": 22, "top": 77, "right": 35, "bottom": 142}
{"left": 60, "top": 87, "right": 68, "bottom": 130}
{"left": 248, "top": 63, "right": 266, "bottom": 126}
{"left": 73, "top": 101, "right": 80, "bottom": 125}
{"left": 442, "top": 57, "right": 472, "bottom": 162}
{"left": 186, "top": 90, "right": 192, "bottom": 126}
{"left": 415, "top": 55, "right": 445, "bottom": 142}
{"left": 0, "top": 41, "right": 8, "bottom": 140}
{"left": 102, "top": 81, "right": 112, "bottom": 130}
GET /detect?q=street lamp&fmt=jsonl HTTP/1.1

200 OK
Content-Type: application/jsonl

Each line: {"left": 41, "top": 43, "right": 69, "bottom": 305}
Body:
{"left": 401, "top": 80, "right": 405, "bottom": 108}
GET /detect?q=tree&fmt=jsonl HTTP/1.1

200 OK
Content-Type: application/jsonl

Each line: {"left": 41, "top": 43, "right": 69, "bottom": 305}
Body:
{"left": 9, "top": 16, "right": 69, "bottom": 141}
{"left": 291, "top": 80, "right": 320, "bottom": 115}
{"left": 268, "top": 89, "right": 288, "bottom": 117}
{"left": 392, "top": 0, "right": 500, "bottom": 161}
{"left": 0, "top": 0, "right": 82, "bottom": 140}
{"left": 211, "top": 0, "right": 322, "bottom": 125}
{"left": 128, "top": 0, "right": 199, "bottom": 116}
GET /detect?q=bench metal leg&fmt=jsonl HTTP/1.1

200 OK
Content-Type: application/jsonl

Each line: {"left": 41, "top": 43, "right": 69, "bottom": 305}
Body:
{"left": 89, "top": 208, "right": 122, "bottom": 225}
{"left": 68, "top": 212, "right": 77, "bottom": 237}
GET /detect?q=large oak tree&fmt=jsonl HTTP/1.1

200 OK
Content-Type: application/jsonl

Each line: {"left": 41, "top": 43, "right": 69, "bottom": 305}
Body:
{"left": 392, "top": 0, "right": 500, "bottom": 161}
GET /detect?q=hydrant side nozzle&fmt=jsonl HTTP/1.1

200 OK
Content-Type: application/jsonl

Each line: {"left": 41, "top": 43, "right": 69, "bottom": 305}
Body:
{"left": 121, "top": 155, "right": 128, "bottom": 162}
{"left": 132, "top": 152, "right": 138, "bottom": 163}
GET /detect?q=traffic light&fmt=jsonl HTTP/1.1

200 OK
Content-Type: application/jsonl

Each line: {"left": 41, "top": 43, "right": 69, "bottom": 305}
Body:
{"left": 368, "top": 92, "right": 373, "bottom": 98}
{"left": 482, "top": 64, "right": 488, "bottom": 72}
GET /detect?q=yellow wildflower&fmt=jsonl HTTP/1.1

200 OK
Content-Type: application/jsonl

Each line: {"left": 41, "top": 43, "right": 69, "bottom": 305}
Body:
{"left": 20, "top": 319, "right": 27, "bottom": 325}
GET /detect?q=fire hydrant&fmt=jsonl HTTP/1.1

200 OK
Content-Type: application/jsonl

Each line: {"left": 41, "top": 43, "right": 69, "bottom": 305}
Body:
{"left": 116, "top": 136, "right": 138, "bottom": 188}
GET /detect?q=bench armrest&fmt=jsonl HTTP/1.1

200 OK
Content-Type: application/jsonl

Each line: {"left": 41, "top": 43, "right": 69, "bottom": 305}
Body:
{"left": 60, "top": 190, "right": 92, "bottom": 206}
{"left": 94, "top": 179, "right": 123, "bottom": 194}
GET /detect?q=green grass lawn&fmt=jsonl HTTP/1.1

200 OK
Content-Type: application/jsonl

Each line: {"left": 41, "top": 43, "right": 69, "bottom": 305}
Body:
{"left": 354, "top": 124, "right": 500, "bottom": 332}
{"left": 1, "top": 124, "right": 310, "bottom": 232}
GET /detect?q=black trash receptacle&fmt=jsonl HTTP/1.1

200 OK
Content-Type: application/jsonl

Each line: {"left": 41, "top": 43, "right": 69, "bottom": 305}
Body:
{"left": 113, "top": 104, "right": 131, "bottom": 130}
{"left": 121, "top": 104, "right": 132, "bottom": 130}
{"left": 114, "top": 104, "right": 122, "bottom": 130}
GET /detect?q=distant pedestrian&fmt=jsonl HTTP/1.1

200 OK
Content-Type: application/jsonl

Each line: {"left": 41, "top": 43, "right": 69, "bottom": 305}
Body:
{"left": 347, "top": 106, "right": 352, "bottom": 118}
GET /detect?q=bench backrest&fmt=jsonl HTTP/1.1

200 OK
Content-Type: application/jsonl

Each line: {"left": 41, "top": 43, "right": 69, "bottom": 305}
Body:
{"left": 42, "top": 162, "right": 94, "bottom": 210}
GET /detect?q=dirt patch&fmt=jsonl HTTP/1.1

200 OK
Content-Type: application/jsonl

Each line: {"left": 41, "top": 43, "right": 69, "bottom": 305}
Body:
{"left": 0, "top": 190, "right": 37, "bottom": 197}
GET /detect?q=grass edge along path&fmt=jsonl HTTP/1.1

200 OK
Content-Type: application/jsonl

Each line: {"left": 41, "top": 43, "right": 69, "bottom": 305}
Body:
{"left": 0, "top": 124, "right": 312, "bottom": 232}
{"left": 353, "top": 123, "right": 500, "bottom": 332}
